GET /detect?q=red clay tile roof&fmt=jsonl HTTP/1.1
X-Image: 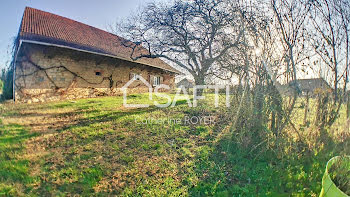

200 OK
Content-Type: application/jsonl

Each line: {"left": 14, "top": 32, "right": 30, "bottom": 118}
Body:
{"left": 19, "top": 7, "right": 180, "bottom": 73}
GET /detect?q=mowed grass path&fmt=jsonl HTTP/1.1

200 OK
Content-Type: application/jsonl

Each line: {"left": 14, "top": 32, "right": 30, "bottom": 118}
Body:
{"left": 0, "top": 94, "right": 349, "bottom": 196}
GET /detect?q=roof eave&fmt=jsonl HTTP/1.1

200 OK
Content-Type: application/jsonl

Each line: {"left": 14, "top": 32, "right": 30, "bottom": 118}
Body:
{"left": 19, "top": 38, "right": 181, "bottom": 74}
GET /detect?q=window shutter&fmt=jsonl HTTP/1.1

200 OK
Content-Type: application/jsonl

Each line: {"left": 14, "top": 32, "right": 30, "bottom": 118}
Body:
{"left": 130, "top": 73, "right": 133, "bottom": 80}
{"left": 160, "top": 76, "right": 164, "bottom": 84}
{"left": 150, "top": 75, "right": 154, "bottom": 85}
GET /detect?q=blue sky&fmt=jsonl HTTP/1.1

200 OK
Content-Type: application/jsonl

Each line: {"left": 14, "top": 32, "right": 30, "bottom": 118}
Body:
{"left": 0, "top": 0, "right": 160, "bottom": 70}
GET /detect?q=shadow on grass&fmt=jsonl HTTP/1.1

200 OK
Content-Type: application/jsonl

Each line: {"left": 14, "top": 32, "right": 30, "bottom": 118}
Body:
{"left": 28, "top": 104, "right": 188, "bottom": 195}
{"left": 0, "top": 123, "right": 38, "bottom": 196}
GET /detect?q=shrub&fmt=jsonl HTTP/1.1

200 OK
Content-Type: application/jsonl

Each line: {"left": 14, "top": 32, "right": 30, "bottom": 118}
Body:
{"left": 0, "top": 79, "right": 3, "bottom": 93}
{"left": 0, "top": 65, "right": 13, "bottom": 100}
{"left": 0, "top": 37, "right": 19, "bottom": 101}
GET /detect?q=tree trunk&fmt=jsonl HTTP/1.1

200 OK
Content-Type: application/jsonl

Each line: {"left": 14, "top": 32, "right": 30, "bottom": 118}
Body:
{"left": 269, "top": 83, "right": 283, "bottom": 136}
{"left": 315, "top": 94, "right": 321, "bottom": 127}
{"left": 304, "top": 91, "right": 309, "bottom": 126}
{"left": 271, "top": 110, "right": 276, "bottom": 133}
{"left": 315, "top": 93, "right": 329, "bottom": 129}
{"left": 194, "top": 74, "right": 205, "bottom": 96}
{"left": 347, "top": 93, "right": 350, "bottom": 119}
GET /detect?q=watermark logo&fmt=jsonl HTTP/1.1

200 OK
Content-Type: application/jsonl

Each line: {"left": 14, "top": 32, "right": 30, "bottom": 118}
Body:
{"left": 135, "top": 116, "right": 216, "bottom": 125}
{"left": 122, "top": 76, "right": 231, "bottom": 108}
{"left": 122, "top": 75, "right": 153, "bottom": 108}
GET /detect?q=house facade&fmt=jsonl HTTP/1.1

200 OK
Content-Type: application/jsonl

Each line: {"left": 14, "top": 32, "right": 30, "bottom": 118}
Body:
{"left": 280, "top": 78, "right": 332, "bottom": 97}
{"left": 13, "top": 7, "right": 179, "bottom": 103}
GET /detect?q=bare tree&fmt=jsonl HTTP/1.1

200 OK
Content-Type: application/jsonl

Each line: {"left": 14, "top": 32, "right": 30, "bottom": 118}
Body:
{"left": 270, "top": 0, "right": 312, "bottom": 133}
{"left": 116, "top": 0, "right": 246, "bottom": 92}
{"left": 337, "top": 0, "right": 350, "bottom": 120}
{"left": 309, "top": 0, "right": 350, "bottom": 126}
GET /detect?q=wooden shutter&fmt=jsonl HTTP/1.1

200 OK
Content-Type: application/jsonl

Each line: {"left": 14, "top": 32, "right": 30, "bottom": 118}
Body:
{"left": 150, "top": 75, "right": 154, "bottom": 85}
{"left": 160, "top": 76, "right": 164, "bottom": 84}
{"left": 130, "top": 73, "right": 133, "bottom": 80}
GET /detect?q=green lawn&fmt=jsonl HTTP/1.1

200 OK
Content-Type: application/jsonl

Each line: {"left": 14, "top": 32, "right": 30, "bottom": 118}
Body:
{"left": 0, "top": 94, "right": 349, "bottom": 196}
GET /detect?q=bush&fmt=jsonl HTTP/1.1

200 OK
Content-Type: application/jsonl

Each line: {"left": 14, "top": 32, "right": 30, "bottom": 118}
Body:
{"left": 0, "top": 65, "right": 14, "bottom": 100}
{"left": 0, "top": 79, "right": 3, "bottom": 93}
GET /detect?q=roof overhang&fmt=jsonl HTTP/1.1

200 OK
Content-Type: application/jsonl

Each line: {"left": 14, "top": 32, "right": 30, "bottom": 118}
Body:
{"left": 18, "top": 39, "right": 181, "bottom": 74}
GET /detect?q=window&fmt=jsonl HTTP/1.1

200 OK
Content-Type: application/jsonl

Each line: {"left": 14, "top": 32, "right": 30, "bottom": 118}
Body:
{"left": 153, "top": 76, "right": 161, "bottom": 86}
{"left": 95, "top": 72, "right": 102, "bottom": 76}
{"left": 131, "top": 73, "right": 140, "bottom": 80}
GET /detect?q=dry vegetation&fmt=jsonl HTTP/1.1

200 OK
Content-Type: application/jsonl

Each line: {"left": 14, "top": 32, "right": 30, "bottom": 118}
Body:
{"left": 0, "top": 93, "right": 349, "bottom": 196}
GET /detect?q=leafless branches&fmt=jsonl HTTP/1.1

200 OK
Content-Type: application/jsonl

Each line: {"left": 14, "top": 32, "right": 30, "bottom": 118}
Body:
{"left": 116, "top": 0, "right": 247, "bottom": 87}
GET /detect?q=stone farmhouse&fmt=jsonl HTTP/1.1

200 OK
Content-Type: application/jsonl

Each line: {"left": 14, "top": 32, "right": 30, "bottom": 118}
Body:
{"left": 13, "top": 7, "right": 179, "bottom": 103}
{"left": 280, "top": 78, "right": 332, "bottom": 97}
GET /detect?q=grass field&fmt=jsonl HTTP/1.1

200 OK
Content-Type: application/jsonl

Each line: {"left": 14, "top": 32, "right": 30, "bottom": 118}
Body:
{"left": 0, "top": 94, "right": 349, "bottom": 196}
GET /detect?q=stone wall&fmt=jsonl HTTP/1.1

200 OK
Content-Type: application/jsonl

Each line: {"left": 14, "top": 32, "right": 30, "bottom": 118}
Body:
{"left": 15, "top": 43, "right": 176, "bottom": 103}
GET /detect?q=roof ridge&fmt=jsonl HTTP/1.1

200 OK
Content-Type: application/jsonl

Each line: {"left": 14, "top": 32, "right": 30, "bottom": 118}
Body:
{"left": 23, "top": 7, "right": 120, "bottom": 38}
